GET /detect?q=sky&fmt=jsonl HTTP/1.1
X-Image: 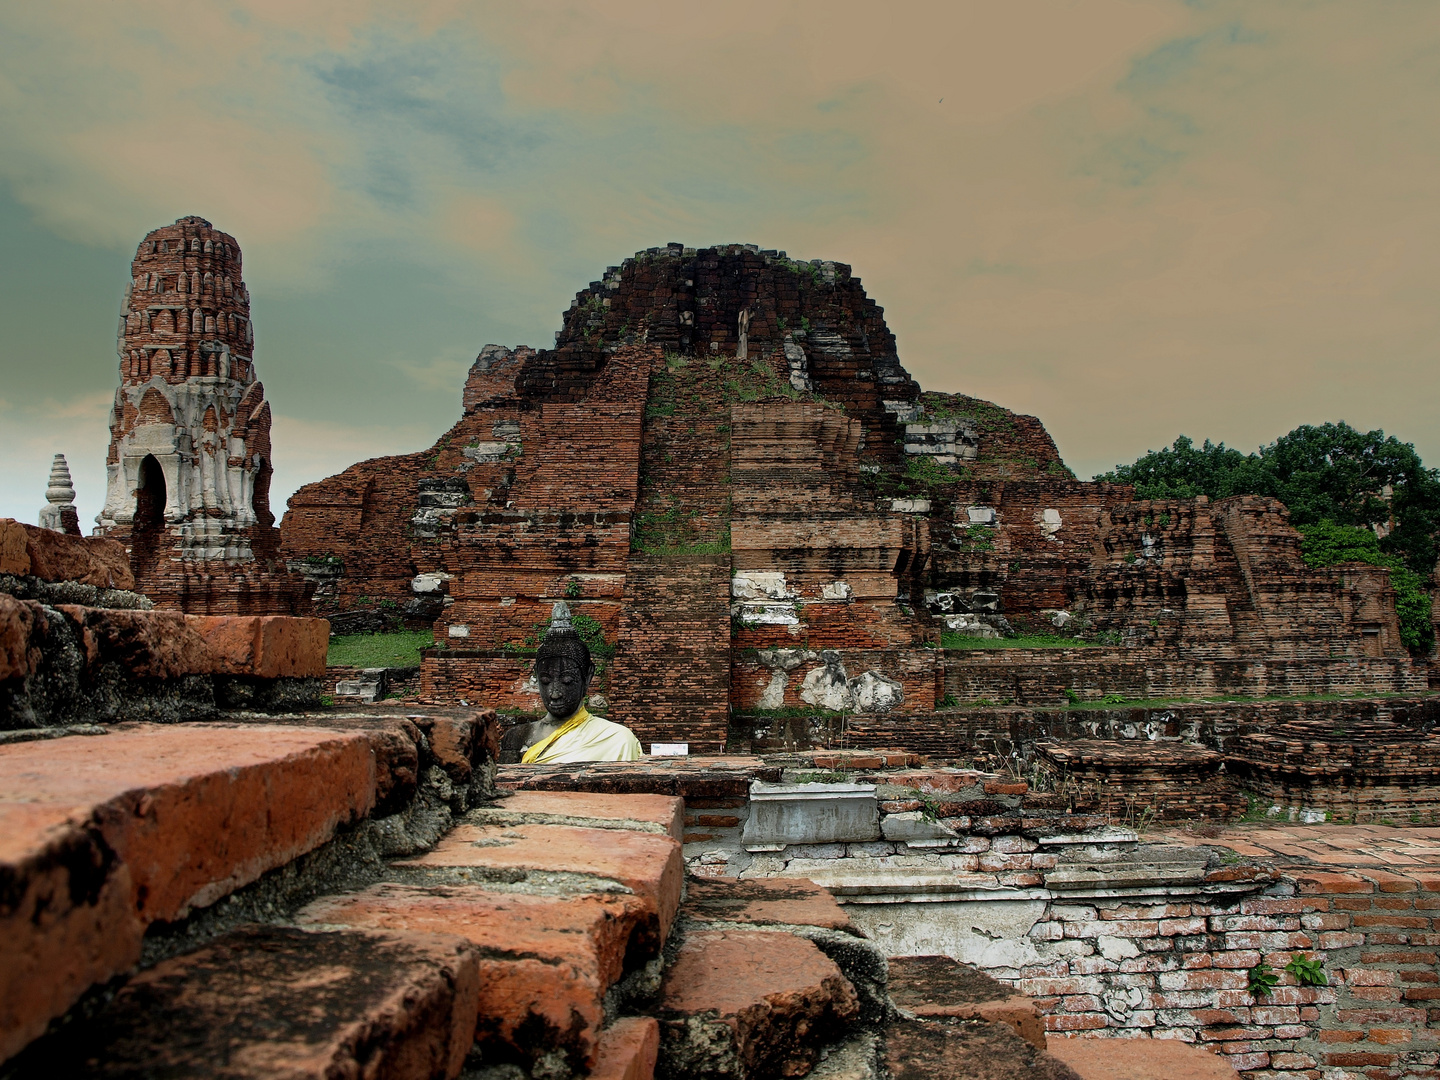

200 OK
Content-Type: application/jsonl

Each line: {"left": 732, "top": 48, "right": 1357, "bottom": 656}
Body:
{"left": 2, "top": 0, "right": 1439, "bottom": 529}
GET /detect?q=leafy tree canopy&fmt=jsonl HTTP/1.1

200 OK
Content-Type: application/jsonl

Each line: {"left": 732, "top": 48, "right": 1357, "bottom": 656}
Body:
{"left": 1096, "top": 422, "right": 1440, "bottom": 576}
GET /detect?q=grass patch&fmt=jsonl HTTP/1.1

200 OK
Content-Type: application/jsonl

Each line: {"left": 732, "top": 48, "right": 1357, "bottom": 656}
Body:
{"left": 327, "top": 630, "right": 432, "bottom": 668}
{"left": 942, "top": 633, "right": 1097, "bottom": 649}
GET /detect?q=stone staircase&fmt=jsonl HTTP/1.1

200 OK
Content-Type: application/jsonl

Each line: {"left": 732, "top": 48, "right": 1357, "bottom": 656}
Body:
{"left": 1, "top": 717, "right": 1243, "bottom": 1079}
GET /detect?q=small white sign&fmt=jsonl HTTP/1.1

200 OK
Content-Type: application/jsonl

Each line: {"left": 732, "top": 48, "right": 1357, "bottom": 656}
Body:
{"left": 650, "top": 743, "right": 689, "bottom": 757}
{"left": 447, "top": 624, "right": 470, "bottom": 638}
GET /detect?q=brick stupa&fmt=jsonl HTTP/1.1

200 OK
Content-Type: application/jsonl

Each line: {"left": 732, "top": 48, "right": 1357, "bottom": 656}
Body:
{"left": 94, "top": 217, "right": 309, "bottom": 614}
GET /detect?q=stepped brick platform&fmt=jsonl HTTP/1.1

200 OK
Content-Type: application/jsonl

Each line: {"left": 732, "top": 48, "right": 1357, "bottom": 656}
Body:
{"left": 1034, "top": 739, "right": 1246, "bottom": 821}
{"left": 1227, "top": 717, "right": 1440, "bottom": 823}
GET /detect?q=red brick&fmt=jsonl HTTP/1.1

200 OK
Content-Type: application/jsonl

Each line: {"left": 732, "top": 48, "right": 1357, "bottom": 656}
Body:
{"left": 488, "top": 789, "right": 684, "bottom": 842}
{"left": 186, "top": 614, "right": 329, "bottom": 678}
{"left": 590, "top": 1017, "right": 660, "bottom": 1080}
{"left": 683, "top": 876, "right": 852, "bottom": 931}
{"left": 400, "top": 822, "right": 683, "bottom": 944}
{"left": 1048, "top": 1037, "right": 1242, "bottom": 1079}
{"left": 1353, "top": 914, "right": 1430, "bottom": 928}
{"left": 1359, "top": 870, "right": 1421, "bottom": 893}
{"left": 0, "top": 722, "right": 380, "bottom": 1059}
{"left": 0, "top": 519, "right": 30, "bottom": 576}
{"left": 299, "top": 882, "right": 646, "bottom": 1070}
{"left": 13, "top": 926, "right": 479, "bottom": 1079}
{"left": 657, "top": 930, "right": 858, "bottom": 1078}
{"left": 1325, "top": 1050, "right": 1400, "bottom": 1066}
{"left": 1295, "top": 871, "right": 1374, "bottom": 895}
{"left": 887, "top": 955, "right": 1046, "bottom": 1050}
{"left": 11, "top": 520, "right": 133, "bottom": 589}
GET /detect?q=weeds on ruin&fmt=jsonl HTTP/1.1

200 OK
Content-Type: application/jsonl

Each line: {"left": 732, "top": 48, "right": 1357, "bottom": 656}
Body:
{"left": 1247, "top": 960, "right": 1280, "bottom": 999}
{"left": 1286, "top": 953, "right": 1327, "bottom": 986}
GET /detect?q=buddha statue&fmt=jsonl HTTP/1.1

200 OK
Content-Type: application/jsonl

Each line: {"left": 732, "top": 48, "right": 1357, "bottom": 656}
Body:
{"left": 500, "top": 602, "right": 643, "bottom": 764}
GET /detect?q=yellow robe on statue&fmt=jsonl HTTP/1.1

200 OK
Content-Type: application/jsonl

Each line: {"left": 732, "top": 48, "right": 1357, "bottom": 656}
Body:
{"left": 520, "top": 705, "right": 643, "bottom": 764}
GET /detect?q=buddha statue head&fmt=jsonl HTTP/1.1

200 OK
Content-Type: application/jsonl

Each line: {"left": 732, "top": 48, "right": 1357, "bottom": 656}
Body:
{"left": 534, "top": 601, "right": 594, "bottom": 721}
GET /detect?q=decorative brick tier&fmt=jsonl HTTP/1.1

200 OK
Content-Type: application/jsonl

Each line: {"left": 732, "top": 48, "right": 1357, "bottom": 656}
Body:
{"left": 1034, "top": 739, "right": 1246, "bottom": 821}
{"left": 1228, "top": 718, "right": 1440, "bottom": 824}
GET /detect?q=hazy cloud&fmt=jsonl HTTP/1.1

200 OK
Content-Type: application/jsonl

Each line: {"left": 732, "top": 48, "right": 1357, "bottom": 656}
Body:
{"left": 1, "top": 0, "right": 1438, "bottom": 530}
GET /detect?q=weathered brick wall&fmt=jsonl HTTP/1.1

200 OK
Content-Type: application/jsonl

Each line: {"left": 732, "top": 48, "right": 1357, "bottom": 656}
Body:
{"left": 842, "top": 695, "right": 1440, "bottom": 760}
{"left": 730, "top": 648, "right": 937, "bottom": 713}
{"left": 608, "top": 556, "right": 732, "bottom": 753}
{"left": 940, "top": 649, "right": 1430, "bottom": 707}
{"left": 418, "top": 652, "right": 540, "bottom": 711}
{"left": 1018, "top": 868, "right": 1440, "bottom": 1079}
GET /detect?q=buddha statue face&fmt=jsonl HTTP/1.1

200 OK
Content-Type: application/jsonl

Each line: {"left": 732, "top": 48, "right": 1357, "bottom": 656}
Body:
{"left": 536, "top": 651, "right": 593, "bottom": 721}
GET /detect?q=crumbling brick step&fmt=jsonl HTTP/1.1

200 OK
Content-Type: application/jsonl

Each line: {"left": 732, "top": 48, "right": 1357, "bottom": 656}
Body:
{"left": 298, "top": 882, "right": 650, "bottom": 1073}
{"left": 1046, "top": 1036, "right": 1240, "bottom": 1080}
{"left": 884, "top": 1017, "right": 1081, "bottom": 1080}
{"left": 683, "top": 876, "right": 853, "bottom": 932}
{"left": 0, "top": 723, "right": 382, "bottom": 1064}
{"left": 477, "top": 788, "right": 685, "bottom": 842}
{"left": 5, "top": 925, "right": 479, "bottom": 1080}
{"left": 886, "top": 954, "right": 1046, "bottom": 1050}
{"left": 398, "top": 822, "right": 683, "bottom": 945}
{"left": 656, "top": 929, "right": 859, "bottom": 1080}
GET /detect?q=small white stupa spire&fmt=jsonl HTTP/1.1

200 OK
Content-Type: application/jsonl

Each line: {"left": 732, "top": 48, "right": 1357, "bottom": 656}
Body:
{"left": 38, "top": 453, "right": 81, "bottom": 535}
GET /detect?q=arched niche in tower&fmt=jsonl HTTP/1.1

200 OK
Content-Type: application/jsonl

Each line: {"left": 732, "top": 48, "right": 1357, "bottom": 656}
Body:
{"left": 130, "top": 454, "right": 168, "bottom": 573}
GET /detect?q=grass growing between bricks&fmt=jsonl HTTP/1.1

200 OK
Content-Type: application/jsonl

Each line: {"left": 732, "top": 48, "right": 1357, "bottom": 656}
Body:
{"left": 941, "top": 632, "right": 1097, "bottom": 649}
{"left": 326, "top": 631, "right": 433, "bottom": 668}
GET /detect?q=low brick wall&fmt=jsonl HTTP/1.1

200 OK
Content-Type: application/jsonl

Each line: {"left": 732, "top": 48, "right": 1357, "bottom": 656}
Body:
{"left": 942, "top": 650, "right": 1430, "bottom": 707}
{"left": 840, "top": 695, "right": 1440, "bottom": 759}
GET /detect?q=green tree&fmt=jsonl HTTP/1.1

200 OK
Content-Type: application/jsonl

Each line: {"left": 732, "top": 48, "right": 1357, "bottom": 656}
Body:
{"left": 1095, "top": 435, "right": 1270, "bottom": 501}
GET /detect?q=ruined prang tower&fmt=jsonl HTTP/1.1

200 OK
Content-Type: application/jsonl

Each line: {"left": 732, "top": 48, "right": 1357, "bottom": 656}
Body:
{"left": 94, "top": 217, "right": 309, "bottom": 613}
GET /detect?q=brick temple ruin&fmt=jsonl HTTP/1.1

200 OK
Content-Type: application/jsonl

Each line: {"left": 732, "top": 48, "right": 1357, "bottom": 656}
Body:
{"left": 5, "top": 231, "right": 1440, "bottom": 1079}
{"left": 280, "top": 241, "right": 1439, "bottom": 812}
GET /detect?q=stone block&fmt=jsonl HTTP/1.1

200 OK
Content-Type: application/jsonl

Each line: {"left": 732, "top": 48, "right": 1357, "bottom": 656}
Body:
{"left": 6, "top": 926, "right": 480, "bottom": 1079}
{"left": 399, "top": 821, "right": 683, "bottom": 946}
{"left": 742, "top": 781, "right": 880, "bottom": 849}
{"left": 298, "top": 882, "right": 649, "bottom": 1071}
{"left": 657, "top": 930, "right": 859, "bottom": 1079}
{"left": 684, "top": 876, "right": 853, "bottom": 931}
{"left": 483, "top": 788, "right": 685, "bottom": 842}
{"left": 186, "top": 614, "right": 329, "bottom": 678}
{"left": 882, "top": 810, "right": 960, "bottom": 847}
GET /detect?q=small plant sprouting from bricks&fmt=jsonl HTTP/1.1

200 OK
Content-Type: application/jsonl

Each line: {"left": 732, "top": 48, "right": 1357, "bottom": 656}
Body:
{"left": 1285, "top": 952, "right": 1328, "bottom": 987}
{"left": 938, "top": 693, "right": 960, "bottom": 708}
{"left": 1064, "top": 687, "right": 1081, "bottom": 705}
{"left": 1247, "top": 960, "right": 1280, "bottom": 999}
{"left": 564, "top": 579, "right": 582, "bottom": 599}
